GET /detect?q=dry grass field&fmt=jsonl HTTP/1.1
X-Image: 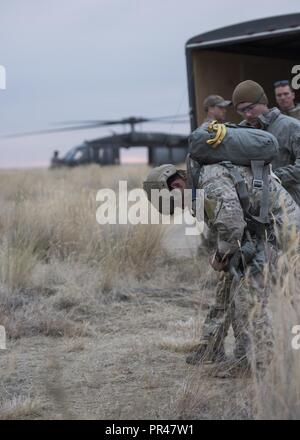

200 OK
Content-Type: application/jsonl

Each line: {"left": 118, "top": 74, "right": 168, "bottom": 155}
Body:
{"left": 0, "top": 164, "right": 299, "bottom": 420}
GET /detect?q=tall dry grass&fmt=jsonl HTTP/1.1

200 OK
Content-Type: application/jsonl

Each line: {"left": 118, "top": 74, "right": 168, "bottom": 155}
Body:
{"left": 0, "top": 396, "right": 42, "bottom": 420}
{"left": 2, "top": 165, "right": 299, "bottom": 419}
{"left": 0, "top": 164, "right": 163, "bottom": 281}
{"left": 0, "top": 165, "right": 167, "bottom": 339}
{"left": 254, "top": 232, "right": 300, "bottom": 419}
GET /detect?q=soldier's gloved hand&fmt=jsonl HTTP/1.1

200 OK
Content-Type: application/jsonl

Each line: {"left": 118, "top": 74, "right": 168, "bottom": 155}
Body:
{"left": 209, "top": 251, "right": 229, "bottom": 272}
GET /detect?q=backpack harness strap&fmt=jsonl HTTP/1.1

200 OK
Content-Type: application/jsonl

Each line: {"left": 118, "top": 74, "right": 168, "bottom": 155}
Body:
{"left": 220, "top": 161, "right": 270, "bottom": 234}
{"left": 251, "top": 160, "right": 270, "bottom": 224}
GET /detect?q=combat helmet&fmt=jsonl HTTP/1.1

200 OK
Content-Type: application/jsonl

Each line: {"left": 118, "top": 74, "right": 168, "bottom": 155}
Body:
{"left": 143, "top": 164, "right": 177, "bottom": 198}
{"left": 143, "top": 164, "right": 178, "bottom": 214}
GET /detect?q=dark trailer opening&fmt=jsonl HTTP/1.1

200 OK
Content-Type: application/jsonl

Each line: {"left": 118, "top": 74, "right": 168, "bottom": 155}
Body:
{"left": 185, "top": 13, "right": 300, "bottom": 130}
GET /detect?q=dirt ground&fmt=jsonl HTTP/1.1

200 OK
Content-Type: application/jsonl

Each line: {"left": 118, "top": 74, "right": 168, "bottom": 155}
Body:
{"left": 0, "top": 269, "right": 253, "bottom": 420}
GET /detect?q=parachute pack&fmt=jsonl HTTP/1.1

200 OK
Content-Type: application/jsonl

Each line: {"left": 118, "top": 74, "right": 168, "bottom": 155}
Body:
{"left": 188, "top": 121, "right": 279, "bottom": 166}
{"left": 187, "top": 121, "right": 280, "bottom": 228}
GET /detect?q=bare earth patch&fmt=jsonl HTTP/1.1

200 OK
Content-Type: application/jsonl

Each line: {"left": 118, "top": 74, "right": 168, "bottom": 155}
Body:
{"left": 0, "top": 282, "right": 253, "bottom": 419}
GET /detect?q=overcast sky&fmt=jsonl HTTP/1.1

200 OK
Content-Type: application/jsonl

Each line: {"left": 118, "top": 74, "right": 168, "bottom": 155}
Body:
{"left": 0, "top": 0, "right": 299, "bottom": 168}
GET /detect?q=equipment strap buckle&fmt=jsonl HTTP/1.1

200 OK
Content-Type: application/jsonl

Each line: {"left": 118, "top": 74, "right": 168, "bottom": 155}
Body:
{"left": 253, "top": 179, "right": 263, "bottom": 190}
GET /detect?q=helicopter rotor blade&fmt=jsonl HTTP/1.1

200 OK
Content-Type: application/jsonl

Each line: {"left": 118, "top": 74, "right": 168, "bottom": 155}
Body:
{"left": 144, "top": 114, "right": 189, "bottom": 122}
{"left": 53, "top": 117, "right": 147, "bottom": 126}
{"left": 149, "top": 119, "right": 190, "bottom": 124}
{"left": 0, "top": 122, "right": 108, "bottom": 139}
{"left": 53, "top": 120, "right": 122, "bottom": 126}
{"left": 1, "top": 114, "right": 190, "bottom": 139}
{"left": 53, "top": 114, "right": 189, "bottom": 126}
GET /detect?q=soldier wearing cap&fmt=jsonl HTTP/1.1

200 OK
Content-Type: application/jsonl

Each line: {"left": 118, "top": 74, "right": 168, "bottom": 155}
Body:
{"left": 232, "top": 80, "right": 300, "bottom": 206}
{"left": 274, "top": 80, "right": 300, "bottom": 121}
{"left": 201, "top": 95, "right": 232, "bottom": 127}
{"left": 143, "top": 163, "right": 300, "bottom": 376}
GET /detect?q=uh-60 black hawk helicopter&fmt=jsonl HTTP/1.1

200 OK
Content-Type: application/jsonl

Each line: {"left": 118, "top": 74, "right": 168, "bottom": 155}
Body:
{"left": 3, "top": 115, "right": 190, "bottom": 167}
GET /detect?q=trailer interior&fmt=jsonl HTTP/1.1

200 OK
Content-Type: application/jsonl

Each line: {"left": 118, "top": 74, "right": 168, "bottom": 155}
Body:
{"left": 185, "top": 14, "right": 300, "bottom": 129}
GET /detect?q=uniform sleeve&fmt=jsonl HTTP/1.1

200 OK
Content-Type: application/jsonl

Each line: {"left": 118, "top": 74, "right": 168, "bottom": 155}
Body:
{"left": 203, "top": 175, "right": 246, "bottom": 255}
{"left": 274, "top": 131, "right": 300, "bottom": 185}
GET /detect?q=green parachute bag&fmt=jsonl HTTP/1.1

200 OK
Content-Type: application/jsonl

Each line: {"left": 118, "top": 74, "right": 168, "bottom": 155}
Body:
{"left": 188, "top": 122, "right": 279, "bottom": 166}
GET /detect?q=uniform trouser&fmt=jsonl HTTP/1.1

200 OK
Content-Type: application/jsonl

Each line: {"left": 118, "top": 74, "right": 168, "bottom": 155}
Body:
{"left": 200, "top": 244, "right": 274, "bottom": 372}
{"left": 231, "top": 246, "right": 274, "bottom": 373}
{"left": 200, "top": 272, "right": 236, "bottom": 352}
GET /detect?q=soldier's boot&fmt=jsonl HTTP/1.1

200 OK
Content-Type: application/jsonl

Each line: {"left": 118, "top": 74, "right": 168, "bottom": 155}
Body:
{"left": 186, "top": 343, "right": 227, "bottom": 365}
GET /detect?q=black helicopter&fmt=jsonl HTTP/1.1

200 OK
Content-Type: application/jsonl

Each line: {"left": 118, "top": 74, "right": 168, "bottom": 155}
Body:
{"left": 3, "top": 115, "right": 190, "bottom": 167}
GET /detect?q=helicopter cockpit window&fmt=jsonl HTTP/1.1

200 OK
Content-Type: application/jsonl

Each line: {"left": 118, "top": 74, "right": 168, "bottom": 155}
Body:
{"left": 74, "top": 150, "right": 85, "bottom": 161}
{"left": 64, "top": 146, "right": 78, "bottom": 161}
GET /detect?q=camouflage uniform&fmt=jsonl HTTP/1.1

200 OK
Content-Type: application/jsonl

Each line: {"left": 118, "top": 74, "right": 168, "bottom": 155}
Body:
{"left": 241, "top": 107, "right": 300, "bottom": 206}
{"left": 143, "top": 162, "right": 300, "bottom": 373}
{"left": 191, "top": 163, "right": 300, "bottom": 372}
{"left": 281, "top": 103, "right": 300, "bottom": 122}
{"left": 199, "top": 271, "right": 235, "bottom": 358}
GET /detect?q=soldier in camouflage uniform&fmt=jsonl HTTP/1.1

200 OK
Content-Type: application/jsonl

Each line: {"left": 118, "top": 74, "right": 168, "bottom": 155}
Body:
{"left": 232, "top": 80, "right": 300, "bottom": 206}
{"left": 274, "top": 80, "right": 300, "bottom": 122}
{"left": 143, "top": 163, "right": 300, "bottom": 375}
